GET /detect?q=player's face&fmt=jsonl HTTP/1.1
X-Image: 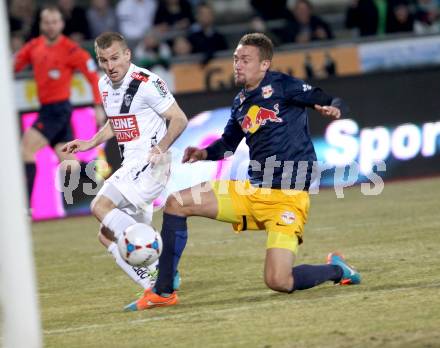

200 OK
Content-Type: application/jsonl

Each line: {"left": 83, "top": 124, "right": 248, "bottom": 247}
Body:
{"left": 233, "top": 45, "right": 270, "bottom": 90}
{"left": 40, "top": 9, "right": 64, "bottom": 42}
{"left": 96, "top": 42, "right": 131, "bottom": 83}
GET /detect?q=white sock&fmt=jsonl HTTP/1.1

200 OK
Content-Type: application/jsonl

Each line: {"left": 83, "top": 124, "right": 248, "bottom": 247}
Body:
{"left": 107, "top": 242, "right": 155, "bottom": 289}
{"left": 102, "top": 208, "right": 136, "bottom": 240}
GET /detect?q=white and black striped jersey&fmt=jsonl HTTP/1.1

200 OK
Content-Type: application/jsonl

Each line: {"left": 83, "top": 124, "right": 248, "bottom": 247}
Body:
{"left": 98, "top": 63, "right": 175, "bottom": 163}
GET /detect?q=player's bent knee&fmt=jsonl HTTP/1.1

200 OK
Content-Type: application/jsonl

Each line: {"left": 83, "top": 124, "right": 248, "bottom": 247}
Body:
{"left": 90, "top": 196, "right": 113, "bottom": 220}
{"left": 164, "top": 194, "right": 188, "bottom": 216}
{"left": 264, "top": 273, "right": 292, "bottom": 293}
{"left": 90, "top": 197, "right": 100, "bottom": 216}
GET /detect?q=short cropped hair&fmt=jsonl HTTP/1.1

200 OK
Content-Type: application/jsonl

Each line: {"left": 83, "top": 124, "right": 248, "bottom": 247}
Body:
{"left": 40, "top": 5, "right": 62, "bottom": 18}
{"left": 238, "top": 33, "right": 273, "bottom": 61}
{"left": 95, "top": 32, "right": 128, "bottom": 50}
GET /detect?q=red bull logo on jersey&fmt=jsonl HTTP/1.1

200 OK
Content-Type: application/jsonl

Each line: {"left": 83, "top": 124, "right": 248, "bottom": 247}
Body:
{"left": 241, "top": 103, "right": 282, "bottom": 134}
{"left": 109, "top": 115, "right": 140, "bottom": 142}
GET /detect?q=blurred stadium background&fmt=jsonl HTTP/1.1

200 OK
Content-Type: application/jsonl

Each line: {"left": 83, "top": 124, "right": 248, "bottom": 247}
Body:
{"left": 9, "top": 0, "right": 440, "bottom": 220}
{"left": 6, "top": 0, "right": 440, "bottom": 346}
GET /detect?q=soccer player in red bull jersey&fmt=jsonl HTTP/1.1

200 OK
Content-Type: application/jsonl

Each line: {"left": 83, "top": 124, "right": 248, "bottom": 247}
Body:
{"left": 14, "top": 6, "right": 105, "bottom": 208}
{"left": 126, "top": 33, "right": 361, "bottom": 311}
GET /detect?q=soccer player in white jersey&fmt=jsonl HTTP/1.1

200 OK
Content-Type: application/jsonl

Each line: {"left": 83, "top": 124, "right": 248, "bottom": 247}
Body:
{"left": 62, "top": 32, "right": 188, "bottom": 290}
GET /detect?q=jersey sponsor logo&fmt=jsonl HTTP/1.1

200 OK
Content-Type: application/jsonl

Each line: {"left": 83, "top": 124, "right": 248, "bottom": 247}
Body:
{"left": 131, "top": 72, "right": 149, "bottom": 83}
{"left": 132, "top": 266, "right": 151, "bottom": 280}
{"left": 153, "top": 78, "right": 168, "bottom": 97}
{"left": 261, "top": 84, "right": 273, "bottom": 99}
{"left": 241, "top": 103, "right": 282, "bottom": 134}
{"left": 109, "top": 115, "right": 140, "bottom": 142}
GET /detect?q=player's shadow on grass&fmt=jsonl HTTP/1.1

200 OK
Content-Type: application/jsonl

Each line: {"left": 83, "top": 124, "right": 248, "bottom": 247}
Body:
{"left": 186, "top": 293, "right": 273, "bottom": 308}
{"left": 117, "top": 280, "right": 440, "bottom": 312}
{"left": 183, "top": 279, "right": 241, "bottom": 291}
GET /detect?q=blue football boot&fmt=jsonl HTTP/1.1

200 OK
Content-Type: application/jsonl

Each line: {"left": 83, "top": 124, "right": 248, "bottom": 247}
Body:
{"left": 327, "top": 252, "right": 361, "bottom": 285}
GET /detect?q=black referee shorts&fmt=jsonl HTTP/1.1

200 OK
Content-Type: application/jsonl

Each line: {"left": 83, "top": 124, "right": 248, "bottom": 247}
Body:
{"left": 32, "top": 100, "right": 73, "bottom": 147}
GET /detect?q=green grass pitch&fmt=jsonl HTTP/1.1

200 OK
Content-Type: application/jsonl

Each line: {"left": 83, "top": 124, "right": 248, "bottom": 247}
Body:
{"left": 34, "top": 177, "right": 440, "bottom": 347}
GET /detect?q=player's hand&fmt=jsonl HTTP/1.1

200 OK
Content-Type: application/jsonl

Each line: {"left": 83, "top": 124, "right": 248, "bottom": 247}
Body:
{"left": 314, "top": 104, "right": 341, "bottom": 119}
{"left": 62, "top": 139, "right": 94, "bottom": 153}
{"left": 147, "top": 145, "right": 166, "bottom": 166}
{"left": 182, "top": 146, "right": 207, "bottom": 163}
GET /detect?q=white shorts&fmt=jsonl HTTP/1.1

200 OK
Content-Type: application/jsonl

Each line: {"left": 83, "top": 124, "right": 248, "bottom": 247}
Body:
{"left": 98, "top": 181, "right": 153, "bottom": 223}
{"left": 98, "top": 152, "right": 171, "bottom": 217}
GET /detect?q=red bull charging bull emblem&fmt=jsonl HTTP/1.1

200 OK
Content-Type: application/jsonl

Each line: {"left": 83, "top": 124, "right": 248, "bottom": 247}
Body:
{"left": 241, "top": 103, "right": 282, "bottom": 134}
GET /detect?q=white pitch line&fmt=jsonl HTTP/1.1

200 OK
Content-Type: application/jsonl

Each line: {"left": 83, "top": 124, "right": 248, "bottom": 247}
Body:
{"left": 44, "top": 282, "right": 440, "bottom": 336}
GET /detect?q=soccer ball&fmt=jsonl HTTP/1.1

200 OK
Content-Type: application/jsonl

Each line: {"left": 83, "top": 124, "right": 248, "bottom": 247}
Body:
{"left": 117, "top": 223, "right": 162, "bottom": 267}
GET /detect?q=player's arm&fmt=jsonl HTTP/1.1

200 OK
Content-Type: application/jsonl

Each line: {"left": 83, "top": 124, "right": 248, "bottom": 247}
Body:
{"left": 147, "top": 101, "right": 188, "bottom": 165}
{"left": 13, "top": 41, "right": 33, "bottom": 73}
{"left": 62, "top": 120, "right": 114, "bottom": 153}
{"left": 182, "top": 117, "right": 244, "bottom": 163}
{"left": 156, "top": 101, "right": 188, "bottom": 152}
{"left": 288, "top": 81, "right": 348, "bottom": 119}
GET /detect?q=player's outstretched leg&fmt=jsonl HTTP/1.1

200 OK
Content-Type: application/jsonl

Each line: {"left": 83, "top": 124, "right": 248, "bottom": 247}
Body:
{"left": 124, "top": 184, "right": 218, "bottom": 311}
{"left": 154, "top": 212, "right": 188, "bottom": 294}
{"left": 290, "top": 263, "right": 343, "bottom": 291}
{"left": 265, "top": 246, "right": 360, "bottom": 292}
{"left": 124, "top": 198, "right": 189, "bottom": 311}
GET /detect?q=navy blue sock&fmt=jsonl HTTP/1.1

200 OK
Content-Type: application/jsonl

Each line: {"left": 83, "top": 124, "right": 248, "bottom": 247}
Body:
{"left": 292, "top": 264, "right": 343, "bottom": 291}
{"left": 173, "top": 229, "right": 188, "bottom": 272}
{"left": 155, "top": 213, "right": 187, "bottom": 294}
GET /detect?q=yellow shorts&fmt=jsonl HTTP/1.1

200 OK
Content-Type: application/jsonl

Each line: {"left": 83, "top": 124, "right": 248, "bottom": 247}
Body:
{"left": 211, "top": 180, "right": 310, "bottom": 254}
